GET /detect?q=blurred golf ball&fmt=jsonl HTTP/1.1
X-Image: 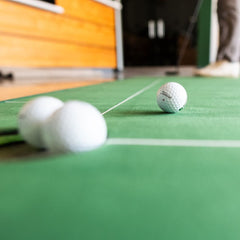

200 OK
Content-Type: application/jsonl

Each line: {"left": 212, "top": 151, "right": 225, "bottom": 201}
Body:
{"left": 18, "top": 96, "right": 64, "bottom": 148}
{"left": 42, "top": 101, "right": 107, "bottom": 153}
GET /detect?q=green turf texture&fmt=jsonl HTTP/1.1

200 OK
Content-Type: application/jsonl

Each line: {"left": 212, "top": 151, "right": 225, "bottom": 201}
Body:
{"left": 1, "top": 77, "right": 240, "bottom": 240}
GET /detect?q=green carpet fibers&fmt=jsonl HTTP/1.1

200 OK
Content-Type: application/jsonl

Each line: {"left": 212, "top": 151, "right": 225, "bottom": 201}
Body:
{"left": 1, "top": 76, "right": 240, "bottom": 239}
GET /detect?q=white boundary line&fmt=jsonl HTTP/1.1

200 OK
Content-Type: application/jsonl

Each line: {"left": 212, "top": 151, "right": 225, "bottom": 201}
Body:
{"left": 107, "top": 138, "right": 240, "bottom": 148}
{"left": 101, "top": 80, "right": 160, "bottom": 115}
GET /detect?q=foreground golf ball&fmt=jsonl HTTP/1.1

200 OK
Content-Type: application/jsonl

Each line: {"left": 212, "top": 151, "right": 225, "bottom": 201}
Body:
{"left": 157, "top": 82, "right": 187, "bottom": 113}
{"left": 42, "top": 101, "right": 107, "bottom": 153}
{"left": 18, "top": 96, "right": 64, "bottom": 148}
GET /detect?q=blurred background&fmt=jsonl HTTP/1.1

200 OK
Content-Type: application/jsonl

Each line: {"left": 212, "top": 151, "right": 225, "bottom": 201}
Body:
{"left": 0, "top": 0, "right": 216, "bottom": 86}
{"left": 122, "top": 0, "right": 198, "bottom": 66}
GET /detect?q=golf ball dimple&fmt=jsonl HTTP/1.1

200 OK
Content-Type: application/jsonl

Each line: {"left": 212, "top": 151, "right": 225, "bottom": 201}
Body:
{"left": 156, "top": 82, "right": 187, "bottom": 113}
{"left": 18, "top": 96, "right": 64, "bottom": 148}
{"left": 41, "top": 101, "right": 107, "bottom": 153}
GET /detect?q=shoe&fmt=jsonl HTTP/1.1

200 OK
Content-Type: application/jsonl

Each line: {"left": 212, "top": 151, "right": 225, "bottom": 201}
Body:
{"left": 195, "top": 60, "right": 240, "bottom": 78}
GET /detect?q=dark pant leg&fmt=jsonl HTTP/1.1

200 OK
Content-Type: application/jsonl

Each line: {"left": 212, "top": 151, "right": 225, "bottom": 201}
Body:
{"left": 217, "top": 0, "right": 240, "bottom": 62}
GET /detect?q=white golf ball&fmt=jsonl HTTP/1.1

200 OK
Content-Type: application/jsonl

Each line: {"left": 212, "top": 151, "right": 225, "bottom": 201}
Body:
{"left": 42, "top": 101, "right": 107, "bottom": 153}
{"left": 18, "top": 96, "right": 64, "bottom": 148}
{"left": 156, "top": 82, "right": 187, "bottom": 113}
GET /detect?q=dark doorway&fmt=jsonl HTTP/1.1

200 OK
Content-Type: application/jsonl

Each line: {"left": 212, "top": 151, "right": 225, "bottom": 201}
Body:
{"left": 122, "top": 0, "right": 199, "bottom": 66}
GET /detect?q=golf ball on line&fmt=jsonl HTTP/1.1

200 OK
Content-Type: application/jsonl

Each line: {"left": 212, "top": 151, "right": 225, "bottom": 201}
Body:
{"left": 157, "top": 82, "right": 187, "bottom": 113}
{"left": 42, "top": 101, "right": 107, "bottom": 153}
{"left": 18, "top": 96, "right": 64, "bottom": 148}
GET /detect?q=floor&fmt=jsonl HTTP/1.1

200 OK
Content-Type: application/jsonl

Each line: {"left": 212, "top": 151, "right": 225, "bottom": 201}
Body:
{"left": 0, "top": 66, "right": 195, "bottom": 101}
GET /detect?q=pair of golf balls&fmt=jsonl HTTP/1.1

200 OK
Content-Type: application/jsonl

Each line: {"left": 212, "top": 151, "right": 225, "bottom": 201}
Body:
{"left": 18, "top": 97, "right": 107, "bottom": 153}
{"left": 157, "top": 82, "right": 187, "bottom": 113}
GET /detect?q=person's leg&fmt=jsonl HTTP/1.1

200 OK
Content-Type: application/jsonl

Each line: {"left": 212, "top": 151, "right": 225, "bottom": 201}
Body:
{"left": 217, "top": 0, "right": 240, "bottom": 62}
{"left": 195, "top": 0, "right": 240, "bottom": 77}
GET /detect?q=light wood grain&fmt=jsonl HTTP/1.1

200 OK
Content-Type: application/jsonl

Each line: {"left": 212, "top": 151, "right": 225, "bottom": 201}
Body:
{"left": 56, "top": 0, "right": 115, "bottom": 26}
{"left": 0, "top": 34, "right": 117, "bottom": 67}
{"left": 0, "top": 0, "right": 116, "bottom": 68}
{"left": 0, "top": 0, "right": 116, "bottom": 48}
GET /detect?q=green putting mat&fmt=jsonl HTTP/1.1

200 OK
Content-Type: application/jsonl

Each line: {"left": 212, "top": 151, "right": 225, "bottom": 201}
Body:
{"left": 1, "top": 76, "right": 240, "bottom": 240}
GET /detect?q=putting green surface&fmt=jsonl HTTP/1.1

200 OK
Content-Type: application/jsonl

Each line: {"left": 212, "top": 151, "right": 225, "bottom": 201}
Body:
{"left": 1, "top": 77, "right": 240, "bottom": 240}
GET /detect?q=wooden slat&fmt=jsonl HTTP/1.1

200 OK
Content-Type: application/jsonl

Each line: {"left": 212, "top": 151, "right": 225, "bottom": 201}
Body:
{"left": 0, "top": 0, "right": 116, "bottom": 48}
{"left": 0, "top": 0, "right": 117, "bottom": 68}
{"left": 0, "top": 34, "right": 117, "bottom": 68}
{"left": 56, "top": 0, "right": 115, "bottom": 27}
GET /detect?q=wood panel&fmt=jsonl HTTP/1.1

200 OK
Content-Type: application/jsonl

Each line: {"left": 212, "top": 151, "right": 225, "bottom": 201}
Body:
{"left": 0, "top": 35, "right": 117, "bottom": 67}
{"left": 0, "top": 0, "right": 117, "bottom": 68}
{"left": 56, "top": 0, "right": 115, "bottom": 27}
{"left": 0, "top": 0, "right": 116, "bottom": 48}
